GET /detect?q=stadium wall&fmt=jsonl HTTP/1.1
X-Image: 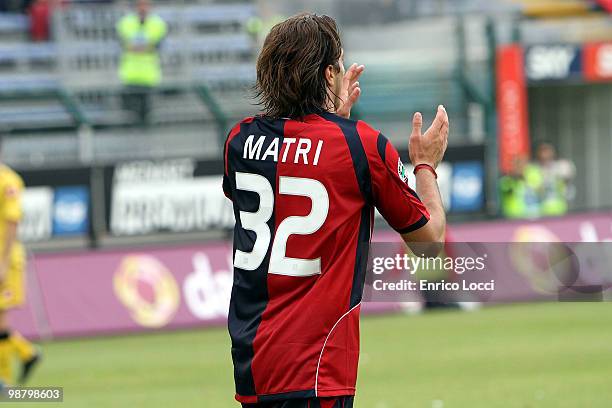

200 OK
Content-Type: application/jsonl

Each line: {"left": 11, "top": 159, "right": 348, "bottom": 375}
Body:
{"left": 11, "top": 211, "right": 612, "bottom": 341}
{"left": 16, "top": 144, "right": 487, "bottom": 249}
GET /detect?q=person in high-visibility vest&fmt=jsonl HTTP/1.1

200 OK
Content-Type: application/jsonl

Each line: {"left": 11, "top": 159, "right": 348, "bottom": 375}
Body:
{"left": 246, "top": 14, "right": 286, "bottom": 46}
{"left": 525, "top": 143, "right": 575, "bottom": 217}
{"left": 116, "top": 0, "right": 167, "bottom": 126}
{"left": 500, "top": 156, "right": 540, "bottom": 219}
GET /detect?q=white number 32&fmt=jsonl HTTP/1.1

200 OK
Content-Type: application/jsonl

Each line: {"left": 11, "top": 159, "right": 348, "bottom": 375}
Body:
{"left": 233, "top": 172, "right": 329, "bottom": 277}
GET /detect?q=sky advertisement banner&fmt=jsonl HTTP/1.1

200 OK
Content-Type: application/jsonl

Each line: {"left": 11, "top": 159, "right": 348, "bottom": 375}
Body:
{"left": 525, "top": 42, "right": 612, "bottom": 83}
{"left": 583, "top": 42, "right": 612, "bottom": 81}
{"left": 525, "top": 44, "right": 583, "bottom": 81}
{"left": 498, "top": 41, "right": 612, "bottom": 175}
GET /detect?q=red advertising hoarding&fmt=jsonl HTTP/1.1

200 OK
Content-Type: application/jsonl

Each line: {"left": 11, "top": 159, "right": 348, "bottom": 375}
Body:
{"left": 496, "top": 44, "right": 531, "bottom": 174}
{"left": 583, "top": 42, "right": 612, "bottom": 81}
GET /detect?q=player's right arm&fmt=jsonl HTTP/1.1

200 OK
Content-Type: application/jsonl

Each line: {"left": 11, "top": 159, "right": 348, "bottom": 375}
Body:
{"left": 401, "top": 106, "right": 449, "bottom": 250}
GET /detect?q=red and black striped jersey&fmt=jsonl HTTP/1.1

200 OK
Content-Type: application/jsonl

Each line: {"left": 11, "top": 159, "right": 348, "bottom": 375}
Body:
{"left": 223, "top": 112, "right": 429, "bottom": 404}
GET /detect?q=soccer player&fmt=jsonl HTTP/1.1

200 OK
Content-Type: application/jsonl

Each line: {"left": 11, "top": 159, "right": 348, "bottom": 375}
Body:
{"left": 223, "top": 13, "right": 448, "bottom": 408}
{"left": 0, "top": 138, "right": 40, "bottom": 386}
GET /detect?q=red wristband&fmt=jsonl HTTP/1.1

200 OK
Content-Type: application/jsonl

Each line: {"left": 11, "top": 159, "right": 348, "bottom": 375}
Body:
{"left": 413, "top": 164, "right": 437, "bottom": 179}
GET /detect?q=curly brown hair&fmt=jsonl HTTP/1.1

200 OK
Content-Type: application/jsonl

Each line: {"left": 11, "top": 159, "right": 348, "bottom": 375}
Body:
{"left": 255, "top": 13, "right": 342, "bottom": 119}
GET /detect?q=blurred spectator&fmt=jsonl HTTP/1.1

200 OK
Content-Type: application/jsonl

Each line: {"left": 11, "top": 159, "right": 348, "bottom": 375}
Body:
{"left": 593, "top": 0, "right": 612, "bottom": 13}
{"left": 524, "top": 143, "right": 576, "bottom": 217}
{"left": 246, "top": 14, "right": 286, "bottom": 46}
{"left": 116, "top": 0, "right": 167, "bottom": 126}
{"left": 246, "top": 2, "right": 285, "bottom": 46}
{"left": 28, "top": 0, "right": 53, "bottom": 42}
{"left": 499, "top": 156, "right": 540, "bottom": 219}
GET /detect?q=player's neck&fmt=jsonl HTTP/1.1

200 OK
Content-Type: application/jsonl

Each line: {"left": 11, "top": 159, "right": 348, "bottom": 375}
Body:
{"left": 323, "top": 104, "right": 337, "bottom": 115}
{"left": 324, "top": 89, "right": 339, "bottom": 115}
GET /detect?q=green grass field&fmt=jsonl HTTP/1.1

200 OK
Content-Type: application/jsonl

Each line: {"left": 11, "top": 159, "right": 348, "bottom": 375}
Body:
{"left": 18, "top": 302, "right": 612, "bottom": 408}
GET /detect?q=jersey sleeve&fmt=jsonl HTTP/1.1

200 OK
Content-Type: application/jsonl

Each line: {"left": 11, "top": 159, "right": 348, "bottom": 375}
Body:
{"left": 357, "top": 121, "right": 430, "bottom": 233}
{"left": 3, "top": 175, "right": 24, "bottom": 223}
{"left": 223, "top": 118, "right": 252, "bottom": 200}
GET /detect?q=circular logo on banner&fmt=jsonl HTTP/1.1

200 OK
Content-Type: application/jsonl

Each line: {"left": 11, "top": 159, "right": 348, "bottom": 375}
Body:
{"left": 509, "top": 226, "right": 576, "bottom": 294}
{"left": 113, "top": 255, "right": 180, "bottom": 328}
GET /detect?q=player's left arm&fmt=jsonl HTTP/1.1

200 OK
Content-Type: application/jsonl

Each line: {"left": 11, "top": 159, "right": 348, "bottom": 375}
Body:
{"left": 357, "top": 123, "right": 431, "bottom": 233}
{"left": 403, "top": 108, "right": 449, "bottom": 249}
{"left": 358, "top": 116, "right": 446, "bottom": 258}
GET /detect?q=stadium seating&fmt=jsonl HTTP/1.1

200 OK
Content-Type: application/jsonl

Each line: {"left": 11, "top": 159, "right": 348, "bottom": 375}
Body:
{"left": 0, "top": 3, "right": 258, "bottom": 141}
{"left": 0, "top": 75, "right": 58, "bottom": 94}
{"left": 0, "top": 105, "right": 73, "bottom": 129}
{"left": 183, "top": 4, "right": 256, "bottom": 27}
{"left": 0, "top": 12, "right": 29, "bottom": 40}
{"left": 0, "top": 3, "right": 492, "bottom": 164}
{"left": 0, "top": 43, "right": 56, "bottom": 67}
{"left": 357, "top": 70, "right": 464, "bottom": 118}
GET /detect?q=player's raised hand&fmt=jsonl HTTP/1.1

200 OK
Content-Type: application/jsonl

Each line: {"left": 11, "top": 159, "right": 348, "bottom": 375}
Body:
{"left": 409, "top": 105, "right": 449, "bottom": 169}
{"left": 336, "top": 63, "right": 365, "bottom": 119}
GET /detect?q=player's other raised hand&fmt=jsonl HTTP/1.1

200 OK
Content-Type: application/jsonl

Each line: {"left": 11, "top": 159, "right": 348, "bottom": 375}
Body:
{"left": 409, "top": 105, "right": 449, "bottom": 168}
{"left": 336, "top": 63, "right": 365, "bottom": 119}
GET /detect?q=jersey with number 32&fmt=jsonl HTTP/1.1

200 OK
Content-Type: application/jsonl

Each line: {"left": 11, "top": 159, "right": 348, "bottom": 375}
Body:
{"left": 223, "top": 112, "right": 429, "bottom": 404}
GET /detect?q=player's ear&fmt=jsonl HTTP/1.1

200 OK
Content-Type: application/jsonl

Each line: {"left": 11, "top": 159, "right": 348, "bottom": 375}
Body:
{"left": 324, "top": 64, "right": 336, "bottom": 88}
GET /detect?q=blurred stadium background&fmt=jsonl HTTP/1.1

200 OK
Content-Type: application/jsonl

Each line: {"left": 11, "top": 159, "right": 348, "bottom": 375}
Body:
{"left": 1, "top": 0, "right": 612, "bottom": 406}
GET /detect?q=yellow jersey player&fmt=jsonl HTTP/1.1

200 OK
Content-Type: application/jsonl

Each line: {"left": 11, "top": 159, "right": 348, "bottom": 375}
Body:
{"left": 0, "top": 149, "right": 40, "bottom": 386}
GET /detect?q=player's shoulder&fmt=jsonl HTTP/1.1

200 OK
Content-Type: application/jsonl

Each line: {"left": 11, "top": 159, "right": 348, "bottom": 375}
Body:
{"left": 351, "top": 118, "right": 387, "bottom": 157}
{"left": 232, "top": 116, "right": 256, "bottom": 128}
{"left": 227, "top": 116, "right": 255, "bottom": 139}
{"left": 355, "top": 119, "right": 382, "bottom": 140}
{"left": 317, "top": 113, "right": 381, "bottom": 139}
{"left": 0, "top": 165, "right": 21, "bottom": 182}
{"left": 0, "top": 165, "right": 23, "bottom": 191}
